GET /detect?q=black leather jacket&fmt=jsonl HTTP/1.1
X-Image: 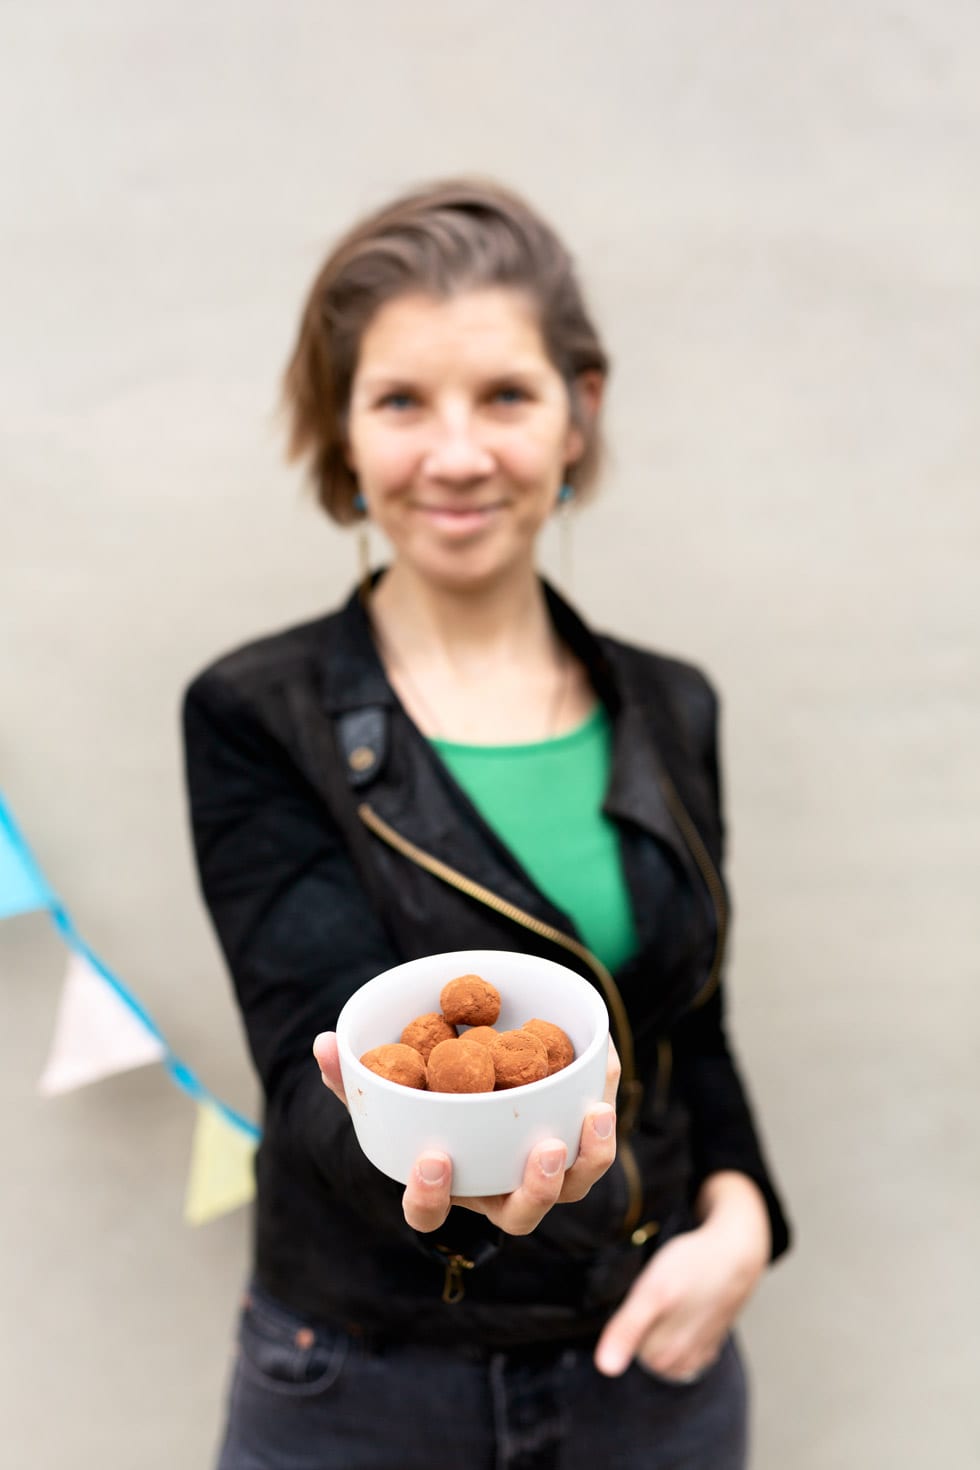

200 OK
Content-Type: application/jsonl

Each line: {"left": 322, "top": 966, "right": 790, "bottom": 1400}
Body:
{"left": 181, "top": 578, "right": 790, "bottom": 1351}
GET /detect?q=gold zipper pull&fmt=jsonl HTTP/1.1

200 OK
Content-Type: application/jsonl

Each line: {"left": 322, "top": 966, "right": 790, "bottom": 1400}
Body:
{"left": 630, "top": 1219, "right": 660, "bottom": 1247}
{"left": 438, "top": 1250, "right": 475, "bottom": 1304}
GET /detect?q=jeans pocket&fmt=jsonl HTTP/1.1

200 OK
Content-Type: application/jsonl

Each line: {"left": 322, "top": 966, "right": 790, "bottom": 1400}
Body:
{"left": 237, "top": 1291, "right": 349, "bottom": 1399}
{"left": 637, "top": 1361, "right": 711, "bottom": 1389}
{"left": 636, "top": 1339, "right": 726, "bottom": 1391}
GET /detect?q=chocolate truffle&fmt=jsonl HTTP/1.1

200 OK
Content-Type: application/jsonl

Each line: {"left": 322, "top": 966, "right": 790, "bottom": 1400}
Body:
{"left": 522, "top": 1018, "right": 575, "bottom": 1075}
{"left": 426, "top": 1037, "right": 495, "bottom": 1094}
{"left": 440, "top": 974, "right": 501, "bottom": 1028}
{"left": 459, "top": 1025, "right": 499, "bottom": 1048}
{"left": 359, "top": 1043, "right": 427, "bottom": 1090}
{"left": 400, "top": 1011, "right": 457, "bottom": 1062}
{"left": 490, "top": 1030, "right": 549, "bottom": 1090}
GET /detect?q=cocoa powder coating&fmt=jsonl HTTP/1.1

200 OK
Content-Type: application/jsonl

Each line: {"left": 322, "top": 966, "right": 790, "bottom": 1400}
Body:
{"left": 427, "top": 1038, "right": 496, "bottom": 1094}
{"left": 459, "top": 1025, "right": 499, "bottom": 1048}
{"left": 490, "top": 1030, "right": 549, "bottom": 1090}
{"left": 440, "top": 974, "right": 501, "bottom": 1028}
{"left": 522, "top": 1018, "right": 575, "bottom": 1075}
{"left": 359, "top": 1043, "right": 427, "bottom": 1089}
{"left": 400, "top": 1012, "right": 457, "bottom": 1061}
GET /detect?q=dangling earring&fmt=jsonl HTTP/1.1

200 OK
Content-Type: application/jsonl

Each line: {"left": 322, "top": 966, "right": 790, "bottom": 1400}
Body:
{"left": 353, "top": 491, "right": 371, "bottom": 596}
{"left": 557, "top": 482, "right": 575, "bottom": 592}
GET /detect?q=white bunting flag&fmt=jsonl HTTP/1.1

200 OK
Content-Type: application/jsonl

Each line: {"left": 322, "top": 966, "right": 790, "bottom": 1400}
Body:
{"left": 38, "top": 950, "right": 167, "bottom": 1096}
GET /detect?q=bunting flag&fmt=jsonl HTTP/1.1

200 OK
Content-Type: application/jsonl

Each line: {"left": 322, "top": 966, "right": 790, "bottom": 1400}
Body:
{"left": 2, "top": 788, "right": 261, "bottom": 1222}
{"left": 183, "top": 1100, "right": 258, "bottom": 1225}
{"left": 0, "top": 800, "right": 51, "bottom": 919}
{"left": 38, "top": 951, "right": 167, "bottom": 1096}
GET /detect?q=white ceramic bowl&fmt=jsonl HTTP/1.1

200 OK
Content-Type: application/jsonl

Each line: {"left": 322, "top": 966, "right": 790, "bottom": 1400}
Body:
{"left": 336, "top": 948, "right": 610, "bottom": 1196}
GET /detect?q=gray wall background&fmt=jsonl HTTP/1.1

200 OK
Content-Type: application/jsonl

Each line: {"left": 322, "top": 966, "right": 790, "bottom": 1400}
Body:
{"left": 2, "top": 3, "right": 977, "bottom": 1465}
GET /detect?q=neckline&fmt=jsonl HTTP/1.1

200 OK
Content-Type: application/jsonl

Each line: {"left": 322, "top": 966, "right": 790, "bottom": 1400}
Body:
{"left": 319, "top": 571, "right": 624, "bottom": 721}
{"left": 428, "top": 703, "right": 606, "bottom": 756}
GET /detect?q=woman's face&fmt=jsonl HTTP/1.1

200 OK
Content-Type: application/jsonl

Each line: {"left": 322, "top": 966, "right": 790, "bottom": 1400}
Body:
{"left": 344, "top": 287, "right": 599, "bottom": 592}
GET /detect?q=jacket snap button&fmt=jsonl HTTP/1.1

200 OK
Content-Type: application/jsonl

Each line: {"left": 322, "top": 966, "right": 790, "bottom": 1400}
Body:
{"left": 348, "top": 745, "right": 375, "bottom": 772}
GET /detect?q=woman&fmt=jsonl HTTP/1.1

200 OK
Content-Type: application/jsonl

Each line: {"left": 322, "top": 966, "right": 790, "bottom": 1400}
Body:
{"left": 182, "top": 177, "right": 790, "bottom": 1469}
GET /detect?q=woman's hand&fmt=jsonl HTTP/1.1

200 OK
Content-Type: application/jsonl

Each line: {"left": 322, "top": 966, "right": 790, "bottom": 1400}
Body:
{"left": 594, "top": 1172, "right": 770, "bottom": 1381}
{"left": 313, "top": 1032, "right": 620, "bottom": 1235}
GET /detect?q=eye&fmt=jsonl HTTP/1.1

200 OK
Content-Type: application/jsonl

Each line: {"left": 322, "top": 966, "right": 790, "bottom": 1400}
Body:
{"left": 491, "top": 385, "right": 529, "bottom": 405}
{"left": 377, "top": 391, "right": 417, "bottom": 411}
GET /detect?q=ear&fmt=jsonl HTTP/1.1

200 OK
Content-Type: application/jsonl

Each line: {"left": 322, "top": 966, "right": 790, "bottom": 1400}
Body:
{"left": 564, "top": 370, "right": 605, "bottom": 466}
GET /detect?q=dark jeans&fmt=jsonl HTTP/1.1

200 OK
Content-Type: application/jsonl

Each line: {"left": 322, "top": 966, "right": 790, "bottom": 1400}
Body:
{"left": 216, "top": 1282, "right": 748, "bottom": 1470}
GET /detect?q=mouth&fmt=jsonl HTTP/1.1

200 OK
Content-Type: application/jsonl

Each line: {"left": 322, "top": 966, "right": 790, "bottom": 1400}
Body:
{"left": 413, "top": 502, "right": 506, "bottom": 536}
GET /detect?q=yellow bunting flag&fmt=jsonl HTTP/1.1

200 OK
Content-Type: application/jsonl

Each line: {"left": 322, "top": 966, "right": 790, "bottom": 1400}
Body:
{"left": 183, "top": 1100, "right": 257, "bottom": 1226}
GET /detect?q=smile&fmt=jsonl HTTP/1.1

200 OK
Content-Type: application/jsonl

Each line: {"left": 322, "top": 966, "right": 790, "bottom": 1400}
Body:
{"left": 413, "top": 503, "right": 505, "bottom": 536}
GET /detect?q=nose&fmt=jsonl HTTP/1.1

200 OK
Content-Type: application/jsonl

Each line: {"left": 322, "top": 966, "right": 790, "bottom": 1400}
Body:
{"left": 422, "top": 408, "right": 495, "bottom": 484}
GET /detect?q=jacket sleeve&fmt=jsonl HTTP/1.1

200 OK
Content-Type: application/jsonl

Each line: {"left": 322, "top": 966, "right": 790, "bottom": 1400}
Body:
{"left": 670, "top": 986, "right": 791, "bottom": 1261}
{"left": 669, "top": 677, "right": 792, "bottom": 1263}
{"left": 181, "top": 664, "right": 418, "bottom": 1232}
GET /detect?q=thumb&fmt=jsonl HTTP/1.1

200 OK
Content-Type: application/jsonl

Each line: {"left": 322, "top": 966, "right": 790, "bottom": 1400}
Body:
{"left": 594, "top": 1272, "right": 664, "bottom": 1377}
{"left": 313, "top": 1031, "right": 348, "bottom": 1107}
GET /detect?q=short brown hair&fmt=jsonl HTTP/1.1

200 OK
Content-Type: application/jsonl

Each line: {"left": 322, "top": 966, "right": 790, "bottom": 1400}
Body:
{"left": 281, "top": 177, "right": 610, "bottom": 524}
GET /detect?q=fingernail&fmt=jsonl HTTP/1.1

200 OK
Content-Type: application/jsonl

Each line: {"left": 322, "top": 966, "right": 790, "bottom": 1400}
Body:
{"left": 418, "top": 1157, "right": 448, "bottom": 1187}
{"left": 595, "top": 1347, "right": 626, "bottom": 1377}
{"left": 539, "top": 1147, "right": 565, "bottom": 1178}
{"left": 593, "top": 1108, "right": 615, "bottom": 1140}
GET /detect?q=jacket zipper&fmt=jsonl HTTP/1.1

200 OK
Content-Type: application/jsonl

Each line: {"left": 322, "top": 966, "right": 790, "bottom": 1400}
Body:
{"left": 656, "top": 772, "right": 729, "bottom": 1011}
{"left": 436, "top": 1247, "right": 474, "bottom": 1305}
{"left": 643, "top": 776, "right": 729, "bottom": 1144}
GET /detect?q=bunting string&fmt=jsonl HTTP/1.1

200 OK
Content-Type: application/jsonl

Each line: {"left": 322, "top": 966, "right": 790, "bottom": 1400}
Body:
{"left": 2, "top": 790, "right": 259, "bottom": 1224}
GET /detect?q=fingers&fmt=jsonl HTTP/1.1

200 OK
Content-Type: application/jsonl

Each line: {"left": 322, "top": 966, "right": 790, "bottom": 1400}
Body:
{"left": 555, "top": 1036, "right": 620, "bottom": 1202}
{"left": 312, "top": 1032, "right": 347, "bottom": 1107}
{"left": 402, "top": 1153, "right": 453, "bottom": 1233}
{"left": 636, "top": 1339, "right": 720, "bottom": 1383}
{"left": 333, "top": 1035, "right": 621, "bottom": 1240}
{"left": 597, "top": 1285, "right": 720, "bottom": 1382}
{"left": 603, "top": 1038, "right": 622, "bottom": 1108}
{"left": 459, "top": 1039, "right": 621, "bottom": 1226}
{"left": 594, "top": 1269, "right": 665, "bottom": 1377}
{"left": 315, "top": 1034, "right": 455, "bottom": 1234}
{"left": 476, "top": 1138, "right": 568, "bottom": 1236}
{"left": 557, "top": 1103, "right": 617, "bottom": 1203}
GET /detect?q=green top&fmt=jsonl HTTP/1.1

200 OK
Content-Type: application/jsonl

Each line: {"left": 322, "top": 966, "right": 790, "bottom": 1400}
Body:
{"left": 430, "top": 706, "right": 640, "bottom": 973}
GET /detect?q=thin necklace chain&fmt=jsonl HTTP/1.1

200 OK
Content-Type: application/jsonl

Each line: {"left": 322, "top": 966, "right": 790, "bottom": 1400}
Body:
{"left": 371, "top": 619, "right": 571, "bottom": 743}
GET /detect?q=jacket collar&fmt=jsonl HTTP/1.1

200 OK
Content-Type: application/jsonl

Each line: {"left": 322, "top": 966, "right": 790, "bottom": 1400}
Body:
{"left": 317, "top": 573, "right": 698, "bottom": 889}
{"left": 317, "top": 572, "right": 621, "bottom": 715}
{"left": 317, "top": 575, "right": 396, "bottom": 715}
